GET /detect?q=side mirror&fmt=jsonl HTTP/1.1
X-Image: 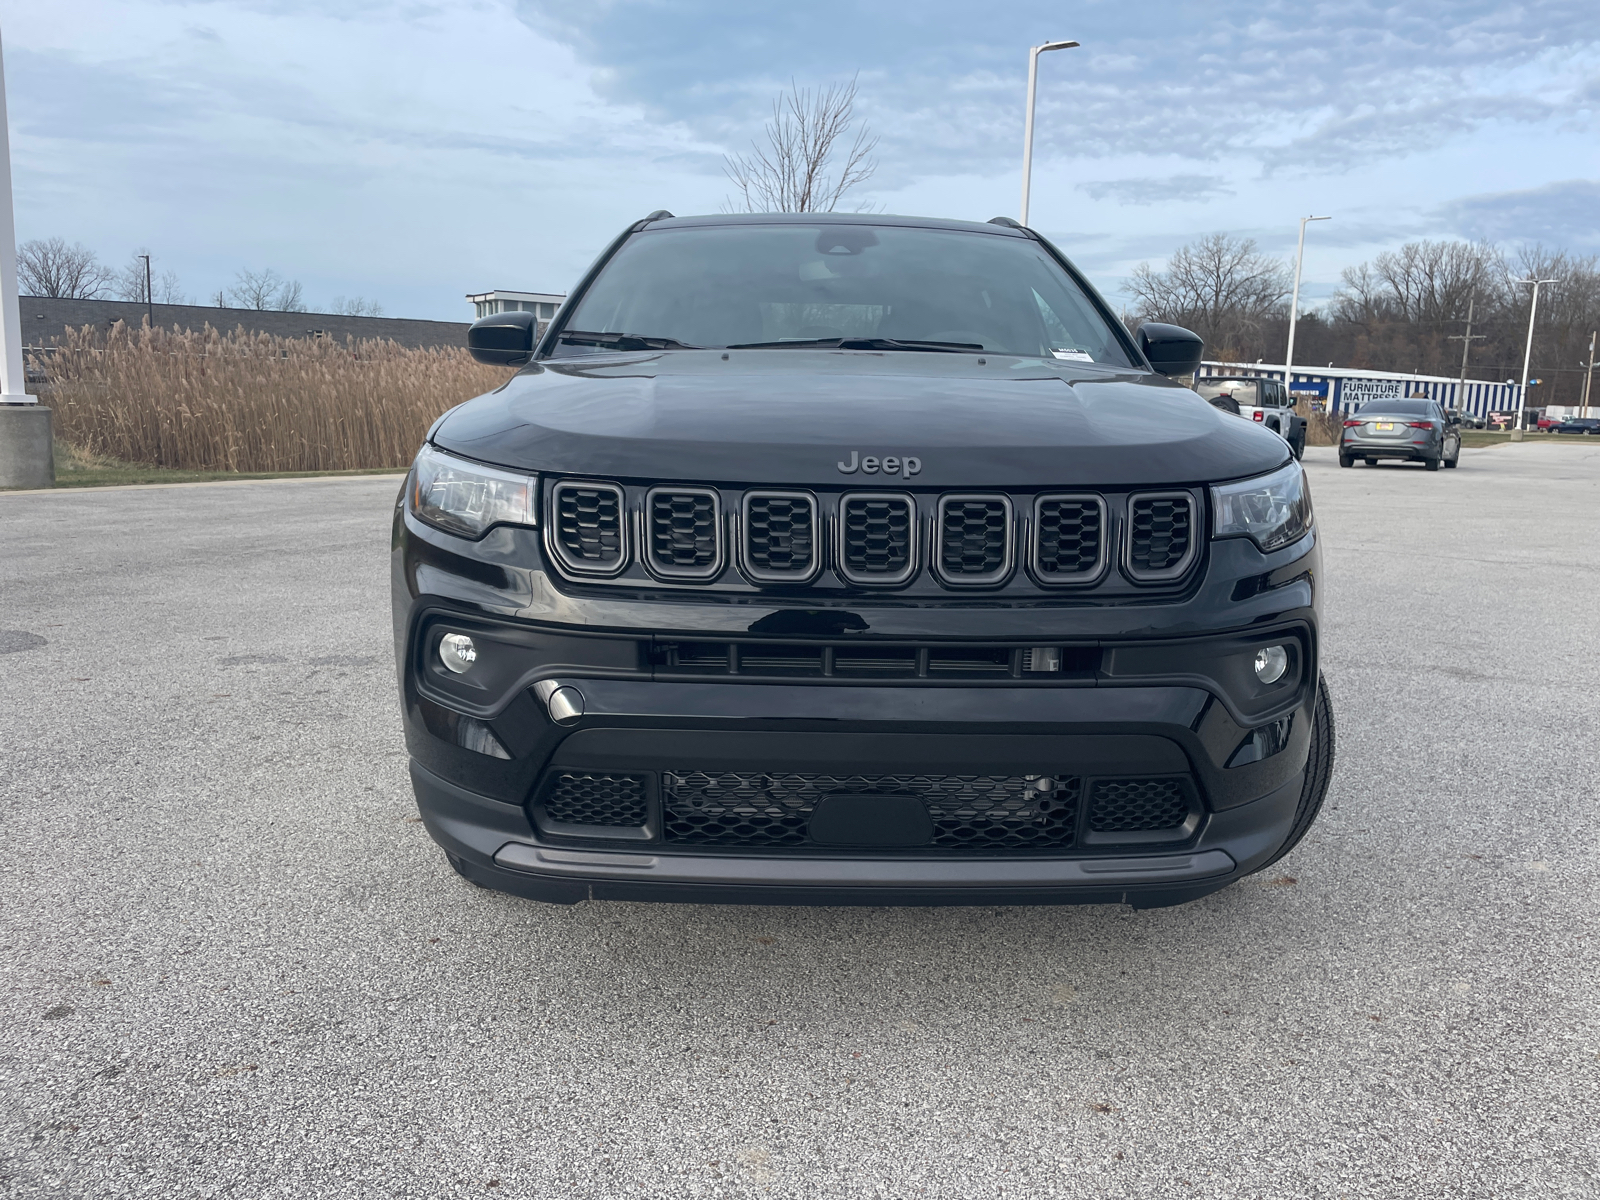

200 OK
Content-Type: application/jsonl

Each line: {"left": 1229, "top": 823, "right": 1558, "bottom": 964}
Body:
{"left": 468, "top": 311, "right": 537, "bottom": 367}
{"left": 1136, "top": 322, "right": 1204, "bottom": 378}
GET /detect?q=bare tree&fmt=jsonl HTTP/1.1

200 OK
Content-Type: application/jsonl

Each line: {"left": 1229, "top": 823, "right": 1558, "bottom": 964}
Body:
{"left": 724, "top": 77, "right": 879, "bottom": 213}
{"left": 113, "top": 251, "right": 184, "bottom": 305}
{"left": 330, "top": 295, "right": 384, "bottom": 317}
{"left": 1127, "top": 234, "right": 1292, "bottom": 357}
{"left": 16, "top": 237, "right": 115, "bottom": 298}
{"left": 1330, "top": 240, "right": 1505, "bottom": 328}
{"left": 226, "top": 268, "right": 307, "bottom": 312}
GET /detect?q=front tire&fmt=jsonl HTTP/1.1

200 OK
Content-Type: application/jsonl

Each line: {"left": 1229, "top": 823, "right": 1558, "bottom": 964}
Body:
{"left": 1252, "top": 674, "right": 1335, "bottom": 873}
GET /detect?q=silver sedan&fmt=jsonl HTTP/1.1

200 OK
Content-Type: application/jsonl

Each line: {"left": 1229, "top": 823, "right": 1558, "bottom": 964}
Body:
{"left": 1339, "top": 399, "right": 1461, "bottom": 471}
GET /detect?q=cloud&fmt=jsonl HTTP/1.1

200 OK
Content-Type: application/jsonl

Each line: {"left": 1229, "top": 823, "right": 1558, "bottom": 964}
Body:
{"left": 1076, "top": 175, "right": 1236, "bottom": 206}
{"left": 1437, "top": 180, "right": 1600, "bottom": 254}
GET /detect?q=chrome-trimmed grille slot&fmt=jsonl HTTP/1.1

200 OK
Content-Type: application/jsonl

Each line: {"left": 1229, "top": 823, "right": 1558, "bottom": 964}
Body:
{"left": 832, "top": 646, "right": 919, "bottom": 675}
{"left": 838, "top": 492, "right": 917, "bottom": 586}
{"left": 742, "top": 491, "right": 819, "bottom": 583}
{"left": 935, "top": 494, "right": 1013, "bottom": 586}
{"left": 549, "top": 480, "right": 627, "bottom": 576}
{"left": 1032, "top": 494, "right": 1107, "bottom": 583}
{"left": 645, "top": 486, "right": 722, "bottom": 580}
{"left": 1125, "top": 492, "right": 1196, "bottom": 582}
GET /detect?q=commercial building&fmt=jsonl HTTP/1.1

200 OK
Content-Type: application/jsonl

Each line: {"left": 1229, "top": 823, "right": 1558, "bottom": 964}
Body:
{"left": 1198, "top": 361, "right": 1525, "bottom": 418}
{"left": 22, "top": 296, "right": 470, "bottom": 351}
{"left": 466, "top": 290, "right": 565, "bottom": 321}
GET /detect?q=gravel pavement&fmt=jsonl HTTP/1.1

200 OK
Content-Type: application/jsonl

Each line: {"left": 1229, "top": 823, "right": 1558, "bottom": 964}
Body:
{"left": 2, "top": 445, "right": 1599, "bottom": 1199}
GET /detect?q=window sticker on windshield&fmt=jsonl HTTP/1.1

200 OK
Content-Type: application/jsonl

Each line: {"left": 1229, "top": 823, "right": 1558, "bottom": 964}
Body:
{"left": 1052, "top": 349, "right": 1094, "bottom": 362}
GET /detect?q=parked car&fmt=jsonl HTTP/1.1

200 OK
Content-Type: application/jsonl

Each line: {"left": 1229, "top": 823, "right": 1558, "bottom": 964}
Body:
{"left": 1551, "top": 418, "right": 1600, "bottom": 435}
{"left": 1444, "top": 407, "right": 1485, "bottom": 430}
{"left": 1194, "top": 376, "right": 1306, "bottom": 459}
{"left": 1536, "top": 413, "right": 1562, "bottom": 431}
{"left": 396, "top": 210, "right": 1333, "bottom": 910}
{"left": 1339, "top": 399, "right": 1462, "bottom": 469}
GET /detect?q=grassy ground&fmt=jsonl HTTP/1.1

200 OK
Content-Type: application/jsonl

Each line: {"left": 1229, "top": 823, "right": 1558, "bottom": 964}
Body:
{"left": 1458, "top": 430, "right": 1600, "bottom": 448}
{"left": 27, "top": 442, "right": 407, "bottom": 490}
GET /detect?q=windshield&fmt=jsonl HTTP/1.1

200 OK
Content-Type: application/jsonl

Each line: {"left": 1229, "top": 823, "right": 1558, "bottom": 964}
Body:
{"left": 1356, "top": 400, "right": 1435, "bottom": 416}
{"left": 555, "top": 223, "right": 1137, "bottom": 365}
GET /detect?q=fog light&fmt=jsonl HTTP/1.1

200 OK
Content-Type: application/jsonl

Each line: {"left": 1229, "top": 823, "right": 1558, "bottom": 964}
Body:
{"left": 1253, "top": 645, "right": 1288, "bottom": 684}
{"left": 439, "top": 633, "right": 477, "bottom": 674}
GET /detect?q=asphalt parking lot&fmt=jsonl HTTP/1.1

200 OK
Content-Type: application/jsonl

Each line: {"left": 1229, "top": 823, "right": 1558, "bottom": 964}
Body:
{"left": 3, "top": 442, "right": 1599, "bottom": 1199}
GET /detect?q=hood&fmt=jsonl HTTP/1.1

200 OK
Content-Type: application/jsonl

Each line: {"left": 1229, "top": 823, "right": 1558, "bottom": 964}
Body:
{"left": 432, "top": 349, "right": 1289, "bottom": 488}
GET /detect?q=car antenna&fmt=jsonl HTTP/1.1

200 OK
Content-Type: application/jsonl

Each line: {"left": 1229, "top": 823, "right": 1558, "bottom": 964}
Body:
{"left": 987, "top": 216, "right": 1024, "bottom": 228}
{"left": 641, "top": 210, "right": 675, "bottom": 222}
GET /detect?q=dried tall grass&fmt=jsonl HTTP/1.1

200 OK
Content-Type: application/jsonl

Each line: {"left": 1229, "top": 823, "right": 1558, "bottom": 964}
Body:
{"left": 34, "top": 322, "right": 510, "bottom": 472}
{"left": 1296, "top": 400, "right": 1341, "bottom": 447}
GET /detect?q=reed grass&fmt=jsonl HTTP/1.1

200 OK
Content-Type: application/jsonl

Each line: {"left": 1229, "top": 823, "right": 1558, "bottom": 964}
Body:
{"left": 34, "top": 322, "right": 510, "bottom": 473}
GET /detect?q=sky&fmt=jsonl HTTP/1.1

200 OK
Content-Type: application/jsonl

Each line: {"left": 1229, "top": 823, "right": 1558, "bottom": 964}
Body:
{"left": 5, "top": 0, "right": 1598, "bottom": 322}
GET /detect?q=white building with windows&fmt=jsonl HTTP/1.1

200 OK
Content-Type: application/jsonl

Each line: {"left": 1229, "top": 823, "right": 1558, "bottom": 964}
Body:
{"left": 467, "top": 290, "right": 565, "bottom": 321}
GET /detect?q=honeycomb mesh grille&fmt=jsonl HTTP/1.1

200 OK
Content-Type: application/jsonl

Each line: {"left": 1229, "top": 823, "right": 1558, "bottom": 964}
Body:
{"left": 1087, "top": 778, "right": 1191, "bottom": 832}
{"left": 662, "top": 772, "right": 1081, "bottom": 850}
{"left": 1128, "top": 496, "right": 1193, "bottom": 575}
{"left": 939, "top": 498, "right": 1010, "bottom": 577}
{"left": 541, "top": 772, "right": 648, "bottom": 827}
{"left": 555, "top": 484, "right": 623, "bottom": 567}
{"left": 648, "top": 490, "right": 718, "bottom": 573}
{"left": 842, "top": 497, "right": 913, "bottom": 579}
{"left": 1036, "top": 498, "right": 1103, "bottom": 577}
{"left": 745, "top": 495, "right": 815, "bottom": 577}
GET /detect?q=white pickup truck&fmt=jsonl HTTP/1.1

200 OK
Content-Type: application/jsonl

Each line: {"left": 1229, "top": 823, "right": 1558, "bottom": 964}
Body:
{"left": 1195, "top": 376, "right": 1306, "bottom": 460}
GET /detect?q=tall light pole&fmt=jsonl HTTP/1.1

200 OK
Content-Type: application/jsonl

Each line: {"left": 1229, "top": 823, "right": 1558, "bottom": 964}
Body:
{"left": 1513, "top": 275, "right": 1557, "bottom": 437}
{"left": 1581, "top": 331, "right": 1597, "bottom": 419}
{"left": 0, "top": 22, "right": 54, "bottom": 489}
{"left": 1282, "top": 214, "right": 1329, "bottom": 402}
{"left": 1019, "top": 39, "right": 1079, "bottom": 227}
{"left": 138, "top": 253, "right": 153, "bottom": 328}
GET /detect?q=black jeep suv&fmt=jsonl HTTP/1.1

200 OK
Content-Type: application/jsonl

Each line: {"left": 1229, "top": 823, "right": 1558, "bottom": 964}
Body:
{"left": 393, "top": 212, "right": 1333, "bottom": 908}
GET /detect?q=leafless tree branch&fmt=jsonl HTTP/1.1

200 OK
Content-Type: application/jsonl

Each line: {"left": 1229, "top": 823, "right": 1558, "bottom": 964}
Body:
{"left": 17, "top": 237, "right": 115, "bottom": 299}
{"left": 724, "top": 77, "right": 879, "bottom": 213}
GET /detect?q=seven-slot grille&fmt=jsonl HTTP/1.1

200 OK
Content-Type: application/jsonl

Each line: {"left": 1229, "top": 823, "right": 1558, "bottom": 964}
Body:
{"left": 935, "top": 495, "right": 1012, "bottom": 585}
{"left": 645, "top": 487, "right": 721, "bottom": 579}
{"left": 742, "top": 491, "right": 819, "bottom": 582}
{"left": 838, "top": 493, "right": 917, "bottom": 585}
{"left": 1125, "top": 493, "right": 1194, "bottom": 580}
{"left": 540, "top": 483, "right": 1201, "bottom": 588}
{"left": 550, "top": 480, "right": 626, "bottom": 575}
{"left": 1033, "top": 495, "right": 1106, "bottom": 582}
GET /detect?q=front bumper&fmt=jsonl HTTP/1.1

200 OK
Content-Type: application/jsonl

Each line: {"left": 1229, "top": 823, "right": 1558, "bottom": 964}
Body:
{"left": 406, "top": 676, "right": 1313, "bottom": 908}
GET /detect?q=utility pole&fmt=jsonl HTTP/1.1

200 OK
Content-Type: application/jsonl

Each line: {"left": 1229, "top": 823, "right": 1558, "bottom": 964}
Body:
{"left": 1448, "top": 297, "right": 1485, "bottom": 419}
{"left": 1580, "top": 331, "right": 1593, "bottom": 419}
{"left": 1283, "top": 214, "right": 1330, "bottom": 400}
{"left": 1512, "top": 275, "right": 1557, "bottom": 440}
{"left": 1019, "top": 39, "right": 1079, "bottom": 226}
{"left": 139, "top": 254, "right": 153, "bottom": 328}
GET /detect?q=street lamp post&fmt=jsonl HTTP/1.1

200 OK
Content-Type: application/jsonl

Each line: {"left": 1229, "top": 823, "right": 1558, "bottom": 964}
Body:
{"left": 1581, "top": 331, "right": 1597, "bottom": 419}
{"left": 139, "top": 254, "right": 153, "bottom": 328}
{"left": 0, "top": 22, "right": 54, "bottom": 489}
{"left": 1282, "top": 215, "right": 1329, "bottom": 404}
{"left": 1019, "top": 39, "right": 1079, "bottom": 227}
{"left": 1512, "top": 276, "right": 1557, "bottom": 439}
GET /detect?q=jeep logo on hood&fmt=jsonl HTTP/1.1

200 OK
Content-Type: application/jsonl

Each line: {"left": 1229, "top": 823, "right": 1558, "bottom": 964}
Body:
{"left": 837, "top": 451, "right": 922, "bottom": 479}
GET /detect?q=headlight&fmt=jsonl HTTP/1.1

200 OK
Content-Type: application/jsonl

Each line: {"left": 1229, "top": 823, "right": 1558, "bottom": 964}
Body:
{"left": 1211, "top": 461, "right": 1312, "bottom": 553}
{"left": 410, "top": 444, "right": 536, "bottom": 539}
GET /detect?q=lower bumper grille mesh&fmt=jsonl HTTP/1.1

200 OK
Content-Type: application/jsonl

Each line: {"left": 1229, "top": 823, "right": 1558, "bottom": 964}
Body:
{"left": 1086, "top": 778, "right": 1190, "bottom": 831}
{"left": 662, "top": 771, "right": 1082, "bottom": 850}
{"left": 540, "top": 772, "right": 648, "bottom": 827}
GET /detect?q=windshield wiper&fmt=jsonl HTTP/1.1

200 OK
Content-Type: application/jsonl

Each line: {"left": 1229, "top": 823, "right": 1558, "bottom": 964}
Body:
{"left": 725, "top": 337, "right": 984, "bottom": 353}
{"left": 558, "top": 330, "right": 699, "bottom": 350}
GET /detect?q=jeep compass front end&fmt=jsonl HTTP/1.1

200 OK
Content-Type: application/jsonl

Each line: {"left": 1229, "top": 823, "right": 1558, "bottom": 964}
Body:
{"left": 393, "top": 212, "right": 1333, "bottom": 908}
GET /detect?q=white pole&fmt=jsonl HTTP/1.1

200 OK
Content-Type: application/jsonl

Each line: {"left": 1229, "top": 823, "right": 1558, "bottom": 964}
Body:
{"left": 1018, "top": 40, "right": 1078, "bottom": 227}
{"left": 1514, "top": 276, "right": 1556, "bottom": 429}
{"left": 0, "top": 25, "right": 31, "bottom": 402}
{"left": 1282, "top": 214, "right": 1328, "bottom": 406}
